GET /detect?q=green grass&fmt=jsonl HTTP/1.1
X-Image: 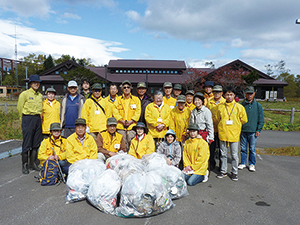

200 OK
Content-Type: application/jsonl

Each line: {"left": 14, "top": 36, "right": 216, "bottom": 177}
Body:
{"left": 0, "top": 111, "right": 22, "bottom": 139}
{"left": 258, "top": 146, "right": 300, "bottom": 157}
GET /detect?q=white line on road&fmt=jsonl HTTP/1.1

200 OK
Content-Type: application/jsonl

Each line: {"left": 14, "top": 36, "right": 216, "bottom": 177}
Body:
{"left": 257, "top": 154, "right": 263, "bottom": 161}
{"left": 0, "top": 140, "right": 14, "bottom": 145}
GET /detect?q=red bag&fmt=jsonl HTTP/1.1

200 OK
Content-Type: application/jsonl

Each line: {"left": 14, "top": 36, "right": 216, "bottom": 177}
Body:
{"left": 199, "top": 130, "right": 209, "bottom": 140}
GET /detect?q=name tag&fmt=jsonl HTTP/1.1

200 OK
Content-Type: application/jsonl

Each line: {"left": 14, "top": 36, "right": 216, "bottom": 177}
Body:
{"left": 131, "top": 104, "right": 136, "bottom": 109}
{"left": 226, "top": 120, "right": 233, "bottom": 125}
{"left": 114, "top": 144, "right": 120, "bottom": 149}
{"left": 95, "top": 110, "right": 101, "bottom": 115}
{"left": 157, "top": 118, "right": 163, "bottom": 123}
{"left": 170, "top": 106, "right": 174, "bottom": 109}
{"left": 29, "top": 97, "right": 33, "bottom": 100}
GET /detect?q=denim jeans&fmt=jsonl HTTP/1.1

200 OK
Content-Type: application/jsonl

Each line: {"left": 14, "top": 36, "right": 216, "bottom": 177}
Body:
{"left": 184, "top": 174, "right": 204, "bottom": 186}
{"left": 240, "top": 132, "right": 257, "bottom": 166}
{"left": 219, "top": 141, "right": 239, "bottom": 174}
{"left": 58, "top": 160, "right": 71, "bottom": 176}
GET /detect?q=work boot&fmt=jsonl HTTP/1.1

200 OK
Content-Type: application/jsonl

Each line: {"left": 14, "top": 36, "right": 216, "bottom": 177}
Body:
{"left": 29, "top": 149, "right": 41, "bottom": 171}
{"left": 22, "top": 152, "right": 29, "bottom": 174}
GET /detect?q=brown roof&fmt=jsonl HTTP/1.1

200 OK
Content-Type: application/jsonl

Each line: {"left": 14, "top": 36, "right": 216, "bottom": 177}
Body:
{"left": 254, "top": 78, "right": 288, "bottom": 86}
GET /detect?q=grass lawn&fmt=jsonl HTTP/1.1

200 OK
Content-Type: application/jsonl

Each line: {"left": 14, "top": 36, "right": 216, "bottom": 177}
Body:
{"left": 257, "top": 146, "right": 300, "bottom": 157}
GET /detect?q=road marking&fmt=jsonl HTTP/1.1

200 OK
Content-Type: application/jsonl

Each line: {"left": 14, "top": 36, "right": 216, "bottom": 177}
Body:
{"left": 257, "top": 154, "right": 263, "bottom": 161}
{"left": 0, "top": 140, "right": 14, "bottom": 145}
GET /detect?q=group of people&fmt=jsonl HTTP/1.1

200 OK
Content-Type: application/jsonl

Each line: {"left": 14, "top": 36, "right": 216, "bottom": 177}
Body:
{"left": 17, "top": 74, "right": 264, "bottom": 186}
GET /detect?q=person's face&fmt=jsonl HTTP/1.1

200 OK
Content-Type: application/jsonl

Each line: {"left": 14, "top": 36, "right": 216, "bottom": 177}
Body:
{"left": 122, "top": 85, "right": 131, "bottom": 95}
{"left": 92, "top": 89, "right": 102, "bottom": 99}
{"left": 186, "top": 94, "right": 193, "bottom": 104}
{"left": 51, "top": 130, "right": 61, "bottom": 139}
{"left": 166, "top": 134, "right": 175, "bottom": 144}
{"left": 109, "top": 85, "right": 118, "bottom": 96}
{"left": 204, "top": 86, "right": 213, "bottom": 94}
{"left": 136, "top": 127, "right": 144, "bottom": 136}
{"left": 177, "top": 102, "right": 185, "bottom": 111}
{"left": 224, "top": 91, "right": 235, "bottom": 103}
{"left": 245, "top": 92, "right": 255, "bottom": 102}
{"left": 75, "top": 124, "right": 86, "bottom": 137}
{"left": 107, "top": 124, "right": 117, "bottom": 134}
{"left": 82, "top": 81, "right": 90, "bottom": 90}
{"left": 67, "top": 86, "right": 78, "bottom": 96}
{"left": 164, "top": 87, "right": 172, "bottom": 96}
{"left": 173, "top": 89, "right": 181, "bottom": 97}
{"left": 137, "top": 88, "right": 147, "bottom": 96}
{"left": 47, "top": 92, "right": 55, "bottom": 101}
{"left": 213, "top": 91, "right": 223, "bottom": 100}
{"left": 154, "top": 94, "right": 163, "bottom": 105}
{"left": 30, "top": 81, "right": 40, "bottom": 91}
{"left": 189, "top": 130, "right": 198, "bottom": 138}
{"left": 194, "top": 97, "right": 203, "bottom": 108}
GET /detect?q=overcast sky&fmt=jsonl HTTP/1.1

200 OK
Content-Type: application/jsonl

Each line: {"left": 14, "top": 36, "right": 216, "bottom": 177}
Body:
{"left": 1, "top": 0, "right": 300, "bottom": 74}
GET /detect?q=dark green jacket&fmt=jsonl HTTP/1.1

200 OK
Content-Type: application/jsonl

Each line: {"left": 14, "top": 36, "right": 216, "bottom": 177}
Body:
{"left": 241, "top": 99, "right": 264, "bottom": 133}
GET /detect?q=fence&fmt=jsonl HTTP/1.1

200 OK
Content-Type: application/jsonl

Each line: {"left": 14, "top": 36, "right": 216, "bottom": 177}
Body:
{"left": 263, "top": 108, "right": 299, "bottom": 124}
{"left": 0, "top": 102, "right": 17, "bottom": 114}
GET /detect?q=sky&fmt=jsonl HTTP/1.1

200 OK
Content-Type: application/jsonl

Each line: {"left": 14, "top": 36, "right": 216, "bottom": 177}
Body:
{"left": 1, "top": 0, "right": 300, "bottom": 75}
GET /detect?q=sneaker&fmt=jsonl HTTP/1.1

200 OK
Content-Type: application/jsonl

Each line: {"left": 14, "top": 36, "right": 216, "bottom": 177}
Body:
{"left": 231, "top": 173, "right": 238, "bottom": 181}
{"left": 238, "top": 164, "right": 246, "bottom": 170}
{"left": 216, "top": 173, "right": 227, "bottom": 179}
{"left": 249, "top": 165, "right": 256, "bottom": 172}
{"left": 202, "top": 170, "right": 209, "bottom": 183}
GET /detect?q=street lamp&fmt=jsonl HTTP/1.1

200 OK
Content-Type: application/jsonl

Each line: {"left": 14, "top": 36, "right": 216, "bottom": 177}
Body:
{"left": 296, "top": 19, "right": 300, "bottom": 24}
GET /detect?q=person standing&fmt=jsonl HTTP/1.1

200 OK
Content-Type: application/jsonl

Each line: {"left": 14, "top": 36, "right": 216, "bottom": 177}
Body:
{"left": 204, "top": 81, "right": 214, "bottom": 106}
{"left": 104, "top": 83, "right": 119, "bottom": 118}
{"left": 238, "top": 86, "right": 264, "bottom": 172}
{"left": 60, "top": 80, "right": 85, "bottom": 138}
{"left": 173, "top": 84, "right": 182, "bottom": 99}
{"left": 136, "top": 82, "right": 153, "bottom": 124}
{"left": 216, "top": 86, "right": 248, "bottom": 181}
{"left": 162, "top": 82, "right": 176, "bottom": 109}
{"left": 80, "top": 78, "right": 92, "bottom": 99}
{"left": 17, "top": 74, "right": 43, "bottom": 174}
{"left": 185, "top": 90, "right": 196, "bottom": 111}
{"left": 41, "top": 87, "right": 60, "bottom": 139}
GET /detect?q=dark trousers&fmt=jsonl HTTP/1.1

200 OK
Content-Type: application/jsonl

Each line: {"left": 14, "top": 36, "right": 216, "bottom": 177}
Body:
{"left": 22, "top": 115, "right": 42, "bottom": 153}
{"left": 209, "top": 133, "right": 220, "bottom": 170}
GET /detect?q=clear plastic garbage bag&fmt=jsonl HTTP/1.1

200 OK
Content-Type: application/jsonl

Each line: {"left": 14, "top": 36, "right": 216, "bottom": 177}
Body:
{"left": 87, "top": 169, "right": 122, "bottom": 214}
{"left": 141, "top": 152, "right": 168, "bottom": 172}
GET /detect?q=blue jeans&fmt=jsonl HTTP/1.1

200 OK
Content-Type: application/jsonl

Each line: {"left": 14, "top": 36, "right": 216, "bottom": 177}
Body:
{"left": 58, "top": 160, "right": 71, "bottom": 176}
{"left": 184, "top": 174, "right": 204, "bottom": 186}
{"left": 240, "top": 132, "right": 257, "bottom": 166}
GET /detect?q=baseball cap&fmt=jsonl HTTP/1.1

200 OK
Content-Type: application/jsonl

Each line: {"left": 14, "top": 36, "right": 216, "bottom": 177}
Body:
{"left": 68, "top": 80, "right": 78, "bottom": 87}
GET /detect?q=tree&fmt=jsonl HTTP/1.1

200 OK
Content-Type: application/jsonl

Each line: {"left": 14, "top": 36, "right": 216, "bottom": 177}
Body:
{"left": 205, "top": 61, "right": 215, "bottom": 69}
{"left": 265, "top": 60, "right": 290, "bottom": 79}
{"left": 60, "top": 67, "right": 101, "bottom": 86}
{"left": 241, "top": 70, "right": 259, "bottom": 85}
{"left": 43, "top": 54, "right": 55, "bottom": 71}
{"left": 2, "top": 74, "right": 14, "bottom": 86}
{"left": 277, "top": 72, "right": 299, "bottom": 97}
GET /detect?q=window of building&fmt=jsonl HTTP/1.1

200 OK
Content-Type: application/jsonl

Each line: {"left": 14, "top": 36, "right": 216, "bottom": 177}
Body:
{"left": 13, "top": 89, "right": 17, "bottom": 93}
{"left": 64, "top": 71, "right": 68, "bottom": 74}
{"left": 55, "top": 71, "right": 59, "bottom": 74}
{"left": 0, "top": 89, "right": 3, "bottom": 94}
{"left": 7, "top": 89, "right": 11, "bottom": 94}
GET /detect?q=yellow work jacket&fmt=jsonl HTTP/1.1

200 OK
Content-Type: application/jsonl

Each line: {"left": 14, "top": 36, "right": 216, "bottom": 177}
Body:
{"left": 113, "top": 94, "right": 141, "bottom": 130}
{"left": 81, "top": 96, "right": 111, "bottom": 133}
{"left": 104, "top": 95, "right": 118, "bottom": 118}
{"left": 169, "top": 106, "right": 191, "bottom": 142}
{"left": 204, "top": 93, "right": 214, "bottom": 106}
{"left": 186, "top": 102, "right": 196, "bottom": 111}
{"left": 207, "top": 97, "right": 226, "bottom": 133}
{"left": 163, "top": 96, "right": 176, "bottom": 109}
{"left": 38, "top": 136, "right": 67, "bottom": 166}
{"left": 65, "top": 133, "right": 98, "bottom": 164}
{"left": 145, "top": 102, "right": 171, "bottom": 138}
{"left": 128, "top": 134, "right": 155, "bottom": 159}
{"left": 41, "top": 99, "right": 61, "bottom": 134}
{"left": 216, "top": 101, "right": 248, "bottom": 142}
{"left": 183, "top": 138, "right": 210, "bottom": 175}
{"left": 100, "top": 131, "right": 124, "bottom": 153}
{"left": 17, "top": 88, "right": 43, "bottom": 120}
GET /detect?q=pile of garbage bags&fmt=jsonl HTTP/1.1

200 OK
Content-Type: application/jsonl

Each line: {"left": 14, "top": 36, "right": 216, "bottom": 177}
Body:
{"left": 65, "top": 153, "right": 189, "bottom": 218}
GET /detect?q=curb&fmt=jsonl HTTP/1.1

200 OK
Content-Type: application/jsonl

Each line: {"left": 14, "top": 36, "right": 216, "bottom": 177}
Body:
{"left": 0, "top": 147, "right": 22, "bottom": 160}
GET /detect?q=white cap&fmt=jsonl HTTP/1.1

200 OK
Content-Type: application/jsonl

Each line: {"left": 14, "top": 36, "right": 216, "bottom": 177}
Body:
{"left": 68, "top": 80, "right": 78, "bottom": 87}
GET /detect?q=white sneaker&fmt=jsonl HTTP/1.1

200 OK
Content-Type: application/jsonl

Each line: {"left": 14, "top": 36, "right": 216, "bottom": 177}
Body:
{"left": 238, "top": 164, "right": 246, "bottom": 170}
{"left": 202, "top": 170, "right": 209, "bottom": 183}
{"left": 249, "top": 165, "right": 256, "bottom": 172}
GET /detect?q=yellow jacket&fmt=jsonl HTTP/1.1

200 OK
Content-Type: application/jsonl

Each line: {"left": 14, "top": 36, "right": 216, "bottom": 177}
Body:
{"left": 207, "top": 97, "right": 226, "bottom": 133}
{"left": 186, "top": 102, "right": 196, "bottom": 111}
{"left": 41, "top": 99, "right": 61, "bottom": 134}
{"left": 104, "top": 95, "right": 118, "bottom": 118}
{"left": 65, "top": 133, "right": 98, "bottom": 164}
{"left": 216, "top": 101, "right": 248, "bottom": 142}
{"left": 81, "top": 96, "right": 111, "bottom": 133}
{"left": 169, "top": 106, "right": 191, "bottom": 141}
{"left": 145, "top": 102, "right": 171, "bottom": 138}
{"left": 163, "top": 96, "right": 177, "bottom": 109}
{"left": 183, "top": 138, "right": 210, "bottom": 175}
{"left": 38, "top": 136, "right": 67, "bottom": 166}
{"left": 17, "top": 88, "right": 43, "bottom": 120}
{"left": 113, "top": 94, "right": 141, "bottom": 130}
{"left": 204, "top": 93, "right": 214, "bottom": 106}
{"left": 99, "top": 131, "right": 124, "bottom": 153}
{"left": 128, "top": 134, "right": 155, "bottom": 159}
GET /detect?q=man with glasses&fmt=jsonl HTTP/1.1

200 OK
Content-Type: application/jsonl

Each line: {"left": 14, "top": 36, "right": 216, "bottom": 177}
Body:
{"left": 60, "top": 80, "right": 85, "bottom": 138}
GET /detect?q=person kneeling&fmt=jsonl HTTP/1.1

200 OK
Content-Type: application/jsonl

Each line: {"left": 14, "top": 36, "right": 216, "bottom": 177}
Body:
{"left": 128, "top": 122, "right": 155, "bottom": 159}
{"left": 183, "top": 123, "right": 210, "bottom": 186}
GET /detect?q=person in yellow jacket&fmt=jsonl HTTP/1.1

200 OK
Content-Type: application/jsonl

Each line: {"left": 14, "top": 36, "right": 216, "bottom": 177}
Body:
{"left": 145, "top": 90, "right": 171, "bottom": 148}
{"left": 128, "top": 122, "right": 155, "bottom": 159}
{"left": 113, "top": 80, "right": 141, "bottom": 149}
{"left": 41, "top": 88, "right": 60, "bottom": 138}
{"left": 204, "top": 81, "right": 214, "bottom": 106}
{"left": 96, "top": 117, "right": 126, "bottom": 162}
{"left": 104, "top": 83, "right": 119, "bottom": 118}
{"left": 81, "top": 83, "right": 111, "bottom": 140}
{"left": 206, "top": 85, "right": 226, "bottom": 170}
{"left": 185, "top": 90, "right": 196, "bottom": 111}
{"left": 183, "top": 123, "right": 210, "bottom": 186}
{"left": 38, "top": 123, "right": 69, "bottom": 175}
{"left": 162, "top": 82, "right": 176, "bottom": 109}
{"left": 169, "top": 95, "right": 191, "bottom": 143}
{"left": 65, "top": 118, "right": 98, "bottom": 165}
{"left": 216, "top": 86, "right": 248, "bottom": 181}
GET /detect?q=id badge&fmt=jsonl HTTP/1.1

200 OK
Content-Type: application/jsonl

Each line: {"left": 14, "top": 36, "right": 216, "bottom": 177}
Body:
{"left": 157, "top": 118, "right": 163, "bottom": 123}
{"left": 114, "top": 144, "right": 120, "bottom": 149}
{"left": 95, "top": 110, "right": 101, "bottom": 115}
{"left": 131, "top": 104, "right": 137, "bottom": 109}
{"left": 226, "top": 120, "right": 233, "bottom": 125}
{"left": 170, "top": 106, "right": 174, "bottom": 109}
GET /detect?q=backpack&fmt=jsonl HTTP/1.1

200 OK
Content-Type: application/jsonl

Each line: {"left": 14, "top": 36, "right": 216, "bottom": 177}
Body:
{"left": 38, "top": 160, "right": 59, "bottom": 186}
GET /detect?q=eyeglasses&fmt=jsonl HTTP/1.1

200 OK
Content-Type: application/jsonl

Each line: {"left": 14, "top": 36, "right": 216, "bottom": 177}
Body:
{"left": 69, "top": 86, "right": 77, "bottom": 89}
{"left": 123, "top": 86, "right": 131, "bottom": 89}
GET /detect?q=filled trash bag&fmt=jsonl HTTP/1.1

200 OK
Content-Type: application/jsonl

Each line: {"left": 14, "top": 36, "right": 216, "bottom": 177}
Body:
{"left": 116, "top": 171, "right": 174, "bottom": 217}
{"left": 106, "top": 153, "right": 135, "bottom": 170}
{"left": 66, "top": 159, "right": 106, "bottom": 203}
{"left": 87, "top": 169, "right": 121, "bottom": 214}
{"left": 142, "top": 152, "right": 168, "bottom": 172}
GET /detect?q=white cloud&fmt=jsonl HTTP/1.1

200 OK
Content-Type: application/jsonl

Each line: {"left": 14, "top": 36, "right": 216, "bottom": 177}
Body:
{"left": 0, "top": 20, "right": 129, "bottom": 65}
{"left": 126, "top": 10, "right": 141, "bottom": 21}
{"left": 62, "top": 13, "right": 81, "bottom": 20}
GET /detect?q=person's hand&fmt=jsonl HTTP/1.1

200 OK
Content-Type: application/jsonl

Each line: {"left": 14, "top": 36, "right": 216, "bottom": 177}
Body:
{"left": 126, "top": 120, "right": 134, "bottom": 126}
{"left": 54, "top": 155, "right": 59, "bottom": 161}
{"left": 109, "top": 152, "right": 117, "bottom": 157}
{"left": 48, "top": 155, "right": 55, "bottom": 160}
{"left": 119, "top": 120, "right": 126, "bottom": 126}
{"left": 183, "top": 166, "right": 192, "bottom": 173}
{"left": 156, "top": 123, "right": 165, "bottom": 131}
{"left": 255, "top": 131, "right": 261, "bottom": 137}
{"left": 166, "top": 158, "right": 172, "bottom": 165}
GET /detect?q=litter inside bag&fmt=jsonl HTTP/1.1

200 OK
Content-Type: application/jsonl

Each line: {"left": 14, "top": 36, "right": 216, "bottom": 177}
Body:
{"left": 142, "top": 152, "right": 168, "bottom": 172}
